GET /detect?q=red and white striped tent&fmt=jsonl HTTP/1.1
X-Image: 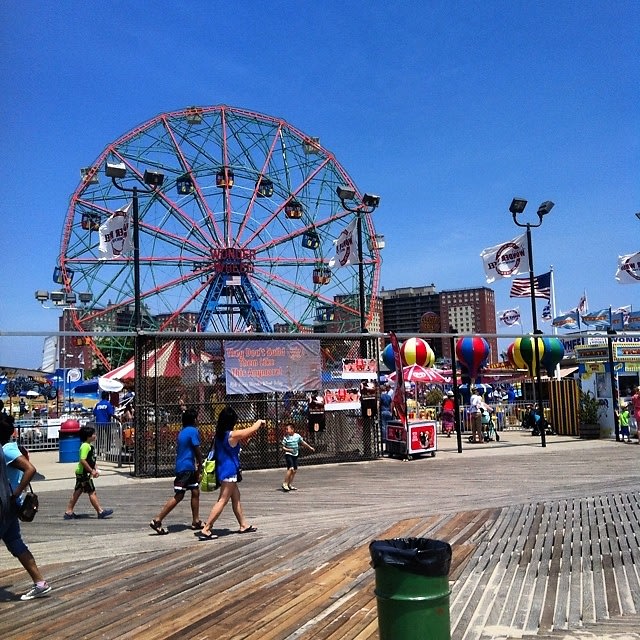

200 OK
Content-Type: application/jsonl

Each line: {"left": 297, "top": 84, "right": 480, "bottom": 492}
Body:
{"left": 101, "top": 341, "right": 212, "bottom": 381}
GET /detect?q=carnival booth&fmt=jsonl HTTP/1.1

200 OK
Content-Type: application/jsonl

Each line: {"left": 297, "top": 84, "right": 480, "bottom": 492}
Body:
{"left": 384, "top": 337, "right": 442, "bottom": 459}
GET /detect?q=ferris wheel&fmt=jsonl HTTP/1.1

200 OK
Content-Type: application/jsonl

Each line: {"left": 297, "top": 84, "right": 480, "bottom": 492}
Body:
{"left": 56, "top": 105, "right": 383, "bottom": 368}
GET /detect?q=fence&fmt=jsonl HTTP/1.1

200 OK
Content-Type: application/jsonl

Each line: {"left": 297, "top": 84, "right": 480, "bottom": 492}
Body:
{"left": 3, "top": 331, "right": 586, "bottom": 475}
{"left": 14, "top": 418, "right": 62, "bottom": 452}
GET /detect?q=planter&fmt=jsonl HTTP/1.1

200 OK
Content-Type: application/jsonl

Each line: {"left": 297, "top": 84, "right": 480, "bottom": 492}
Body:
{"left": 579, "top": 423, "right": 600, "bottom": 439}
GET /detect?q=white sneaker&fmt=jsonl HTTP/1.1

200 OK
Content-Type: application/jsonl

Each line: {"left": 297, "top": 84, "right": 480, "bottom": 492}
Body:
{"left": 21, "top": 583, "right": 52, "bottom": 600}
{"left": 281, "top": 483, "right": 290, "bottom": 492}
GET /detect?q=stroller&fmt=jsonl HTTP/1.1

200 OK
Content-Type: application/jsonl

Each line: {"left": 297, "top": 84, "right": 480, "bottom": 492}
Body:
{"left": 480, "top": 407, "right": 499, "bottom": 442}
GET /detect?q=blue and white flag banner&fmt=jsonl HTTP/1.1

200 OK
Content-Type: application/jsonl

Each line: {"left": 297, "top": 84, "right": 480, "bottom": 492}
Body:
{"left": 627, "top": 310, "right": 640, "bottom": 330}
{"left": 616, "top": 251, "right": 640, "bottom": 284}
{"left": 541, "top": 303, "right": 552, "bottom": 322}
{"left": 224, "top": 340, "right": 321, "bottom": 394}
{"left": 480, "top": 234, "right": 529, "bottom": 283}
{"left": 552, "top": 311, "right": 579, "bottom": 330}
{"left": 581, "top": 308, "right": 611, "bottom": 328}
{"left": 497, "top": 308, "right": 521, "bottom": 327}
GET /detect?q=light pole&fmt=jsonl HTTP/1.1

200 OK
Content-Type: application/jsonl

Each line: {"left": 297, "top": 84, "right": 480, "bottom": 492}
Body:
{"left": 105, "top": 162, "right": 164, "bottom": 462}
{"left": 105, "top": 163, "right": 165, "bottom": 331}
{"left": 335, "top": 186, "right": 380, "bottom": 356}
{"left": 510, "top": 197, "right": 554, "bottom": 448}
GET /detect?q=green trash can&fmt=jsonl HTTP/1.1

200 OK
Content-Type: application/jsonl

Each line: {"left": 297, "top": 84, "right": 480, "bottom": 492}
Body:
{"left": 369, "top": 537, "right": 452, "bottom": 640}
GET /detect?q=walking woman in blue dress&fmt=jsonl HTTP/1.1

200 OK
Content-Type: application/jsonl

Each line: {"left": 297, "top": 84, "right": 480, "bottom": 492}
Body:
{"left": 197, "top": 407, "right": 265, "bottom": 540}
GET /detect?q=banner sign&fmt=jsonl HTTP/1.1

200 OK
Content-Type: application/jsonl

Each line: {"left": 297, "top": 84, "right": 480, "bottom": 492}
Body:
{"left": 480, "top": 234, "right": 529, "bottom": 283}
{"left": 323, "top": 387, "right": 361, "bottom": 411}
{"left": 341, "top": 358, "right": 377, "bottom": 379}
{"left": 224, "top": 340, "right": 321, "bottom": 395}
{"left": 613, "top": 343, "right": 640, "bottom": 361}
{"left": 575, "top": 345, "right": 609, "bottom": 362}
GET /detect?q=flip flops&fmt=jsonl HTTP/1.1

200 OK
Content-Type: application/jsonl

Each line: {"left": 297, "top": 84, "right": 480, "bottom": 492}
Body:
{"left": 238, "top": 525, "right": 257, "bottom": 534}
{"left": 197, "top": 531, "right": 218, "bottom": 540}
{"left": 190, "top": 520, "right": 205, "bottom": 530}
{"left": 149, "top": 519, "right": 168, "bottom": 535}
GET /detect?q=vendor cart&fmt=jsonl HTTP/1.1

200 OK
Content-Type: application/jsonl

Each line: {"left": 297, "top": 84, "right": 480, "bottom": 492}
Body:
{"left": 385, "top": 418, "right": 437, "bottom": 460}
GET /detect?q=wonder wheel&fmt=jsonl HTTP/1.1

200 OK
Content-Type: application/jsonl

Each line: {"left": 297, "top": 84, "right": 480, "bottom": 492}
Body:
{"left": 56, "top": 106, "right": 382, "bottom": 368}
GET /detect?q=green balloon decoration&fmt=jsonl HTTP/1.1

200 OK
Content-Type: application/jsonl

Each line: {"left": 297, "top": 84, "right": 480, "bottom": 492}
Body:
{"left": 541, "top": 337, "right": 564, "bottom": 376}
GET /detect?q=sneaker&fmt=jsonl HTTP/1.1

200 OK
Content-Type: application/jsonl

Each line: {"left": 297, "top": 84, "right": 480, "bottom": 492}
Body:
{"left": 98, "top": 508, "right": 114, "bottom": 519}
{"left": 281, "top": 483, "right": 290, "bottom": 492}
{"left": 288, "top": 485, "right": 298, "bottom": 491}
{"left": 21, "top": 583, "right": 52, "bottom": 600}
{"left": 63, "top": 512, "right": 78, "bottom": 520}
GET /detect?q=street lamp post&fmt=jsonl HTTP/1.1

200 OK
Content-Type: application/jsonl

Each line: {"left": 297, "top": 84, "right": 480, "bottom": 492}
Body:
{"left": 105, "top": 163, "right": 165, "bottom": 331}
{"left": 510, "top": 197, "right": 554, "bottom": 448}
{"left": 105, "top": 163, "right": 165, "bottom": 466}
{"left": 335, "top": 187, "right": 380, "bottom": 357}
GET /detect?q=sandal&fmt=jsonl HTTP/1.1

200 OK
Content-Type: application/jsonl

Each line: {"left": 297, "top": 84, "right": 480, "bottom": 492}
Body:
{"left": 149, "top": 519, "right": 168, "bottom": 535}
{"left": 197, "top": 530, "right": 218, "bottom": 541}
{"left": 190, "top": 521, "right": 205, "bottom": 530}
{"left": 238, "top": 525, "right": 257, "bottom": 534}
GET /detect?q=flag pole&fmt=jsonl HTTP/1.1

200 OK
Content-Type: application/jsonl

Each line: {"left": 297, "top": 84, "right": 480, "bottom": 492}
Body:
{"left": 550, "top": 266, "right": 561, "bottom": 379}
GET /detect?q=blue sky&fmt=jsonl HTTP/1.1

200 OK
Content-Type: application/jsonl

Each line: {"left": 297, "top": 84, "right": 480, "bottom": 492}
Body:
{"left": 1, "top": 1, "right": 638, "bottom": 368}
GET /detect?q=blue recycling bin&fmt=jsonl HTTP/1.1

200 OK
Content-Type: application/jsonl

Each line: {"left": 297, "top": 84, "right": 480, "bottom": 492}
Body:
{"left": 59, "top": 419, "right": 81, "bottom": 463}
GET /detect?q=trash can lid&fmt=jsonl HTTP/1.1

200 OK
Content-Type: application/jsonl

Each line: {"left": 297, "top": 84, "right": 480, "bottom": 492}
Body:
{"left": 369, "top": 537, "right": 452, "bottom": 577}
{"left": 60, "top": 419, "right": 81, "bottom": 433}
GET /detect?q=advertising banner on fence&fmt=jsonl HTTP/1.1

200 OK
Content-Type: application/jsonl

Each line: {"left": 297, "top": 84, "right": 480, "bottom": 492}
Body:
{"left": 224, "top": 340, "right": 322, "bottom": 395}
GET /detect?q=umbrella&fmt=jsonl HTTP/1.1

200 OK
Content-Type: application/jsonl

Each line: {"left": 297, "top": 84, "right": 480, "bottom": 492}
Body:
{"left": 389, "top": 365, "right": 447, "bottom": 384}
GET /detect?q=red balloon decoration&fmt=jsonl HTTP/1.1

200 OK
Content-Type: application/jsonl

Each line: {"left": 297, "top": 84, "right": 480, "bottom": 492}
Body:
{"left": 455, "top": 336, "right": 490, "bottom": 379}
{"left": 400, "top": 337, "right": 435, "bottom": 368}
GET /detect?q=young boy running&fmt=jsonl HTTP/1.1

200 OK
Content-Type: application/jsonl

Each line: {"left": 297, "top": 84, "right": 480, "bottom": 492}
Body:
{"left": 281, "top": 423, "right": 315, "bottom": 492}
{"left": 64, "top": 426, "right": 113, "bottom": 519}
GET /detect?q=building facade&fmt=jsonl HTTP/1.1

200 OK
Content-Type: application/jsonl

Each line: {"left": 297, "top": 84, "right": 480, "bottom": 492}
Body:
{"left": 379, "top": 285, "right": 498, "bottom": 364}
{"left": 439, "top": 287, "right": 497, "bottom": 363}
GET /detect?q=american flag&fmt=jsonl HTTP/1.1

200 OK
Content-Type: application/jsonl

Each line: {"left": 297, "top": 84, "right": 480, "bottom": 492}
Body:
{"left": 509, "top": 271, "right": 551, "bottom": 300}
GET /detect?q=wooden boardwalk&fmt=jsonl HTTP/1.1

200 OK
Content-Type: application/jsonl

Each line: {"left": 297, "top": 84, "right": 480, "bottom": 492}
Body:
{"left": 1, "top": 433, "right": 639, "bottom": 639}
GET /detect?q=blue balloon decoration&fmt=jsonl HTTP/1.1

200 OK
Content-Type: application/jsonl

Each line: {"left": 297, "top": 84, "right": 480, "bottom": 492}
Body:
{"left": 381, "top": 343, "right": 396, "bottom": 371}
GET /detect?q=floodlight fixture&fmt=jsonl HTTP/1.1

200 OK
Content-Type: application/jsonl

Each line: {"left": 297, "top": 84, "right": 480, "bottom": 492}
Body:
{"left": 78, "top": 292, "right": 93, "bottom": 304}
{"left": 509, "top": 198, "right": 528, "bottom": 214}
{"left": 362, "top": 193, "right": 380, "bottom": 208}
{"left": 35, "top": 290, "right": 49, "bottom": 302}
{"left": 65, "top": 292, "right": 77, "bottom": 305}
{"left": 537, "top": 201, "right": 555, "bottom": 217}
{"left": 50, "top": 291, "right": 65, "bottom": 303}
{"left": 336, "top": 186, "right": 356, "bottom": 201}
{"left": 105, "top": 161, "right": 127, "bottom": 179}
{"left": 635, "top": 212, "right": 640, "bottom": 220}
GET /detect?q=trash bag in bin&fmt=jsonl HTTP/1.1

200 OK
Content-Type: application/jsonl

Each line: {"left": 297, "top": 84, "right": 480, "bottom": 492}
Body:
{"left": 369, "top": 537, "right": 452, "bottom": 576}
{"left": 370, "top": 538, "right": 453, "bottom": 640}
